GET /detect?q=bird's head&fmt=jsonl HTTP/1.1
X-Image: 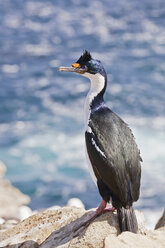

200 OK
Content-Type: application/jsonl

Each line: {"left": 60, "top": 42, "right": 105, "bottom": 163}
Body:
{"left": 58, "top": 50, "right": 106, "bottom": 79}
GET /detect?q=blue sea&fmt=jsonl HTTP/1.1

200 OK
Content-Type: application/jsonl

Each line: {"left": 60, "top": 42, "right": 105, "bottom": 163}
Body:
{"left": 0, "top": 0, "right": 165, "bottom": 228}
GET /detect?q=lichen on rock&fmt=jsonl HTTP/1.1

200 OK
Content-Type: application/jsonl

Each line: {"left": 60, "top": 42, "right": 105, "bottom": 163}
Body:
{"left": 0, "top": 206, "right": 147, "bottom": 248}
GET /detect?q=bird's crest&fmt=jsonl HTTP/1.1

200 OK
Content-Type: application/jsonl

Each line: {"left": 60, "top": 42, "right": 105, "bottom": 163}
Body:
{"left": 77, "top": 50, "right": 92, "bottom": 64}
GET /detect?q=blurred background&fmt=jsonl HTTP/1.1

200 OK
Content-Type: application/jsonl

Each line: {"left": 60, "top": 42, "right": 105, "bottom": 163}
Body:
{"left": 0, "top": 0, "right": 165, "bottom": 229}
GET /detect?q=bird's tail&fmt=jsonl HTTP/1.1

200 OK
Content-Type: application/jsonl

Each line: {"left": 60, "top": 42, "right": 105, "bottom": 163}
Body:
{"left": 117, "top": 206, "right": 138, "bottom": 233}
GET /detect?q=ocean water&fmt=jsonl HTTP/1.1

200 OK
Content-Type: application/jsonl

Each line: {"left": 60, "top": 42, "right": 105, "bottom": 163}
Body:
{"left": 0, "top": 0, "right": 165, "bottom": 229}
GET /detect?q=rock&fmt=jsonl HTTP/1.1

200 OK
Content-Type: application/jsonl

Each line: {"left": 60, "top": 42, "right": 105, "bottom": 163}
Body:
{"left": 67, "top": 198, "right": 85, "bottom": 209}
{"left": 47, "top": 205, "right": 61, "bottom": 211}
{"left": 41, "top": 209, "right": 119, "bottom": 248}
{"left": 155, "top": 209, "right": 165, "bottom": 230}
{"left": 0, "top": 207, "right": 147, "bottom": 248}
{"left": 0, "top": 218, "right": 19, "bottom": 234}
{"left": 0, "top": 217, "right": 5, "bottom": 225}
{"left": 0, "top": 161, "right": 30, "bottom": 218}
{"left": 0, "top": 161, "right": 6, "bottom": 178}
{"left": 0, "top": 161, "right": 163, "bottom": 248}
{"left": 16, "top": 206, "right": 34, "bottom": 221}
{"left": 135, "top": 209, "right": 146, "bottom": 234}
{"left": 105, "top": 230, "right": 165, "bottom": 248}
{"left": 0, "top": 207, "right": 118, "bottom": 247}
{"left": 0, "top": 179, "right": 30, "bottom": 218}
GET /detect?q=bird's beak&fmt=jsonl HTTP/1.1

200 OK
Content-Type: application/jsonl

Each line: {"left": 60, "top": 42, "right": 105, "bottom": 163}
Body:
{"left": 58, "top": 63, "right": 87, "bottom": 74}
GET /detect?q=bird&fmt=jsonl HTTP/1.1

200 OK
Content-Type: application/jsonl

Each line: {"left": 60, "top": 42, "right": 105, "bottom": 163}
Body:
{"left": 58, "top": 50, "right": 142, "bottom": 233}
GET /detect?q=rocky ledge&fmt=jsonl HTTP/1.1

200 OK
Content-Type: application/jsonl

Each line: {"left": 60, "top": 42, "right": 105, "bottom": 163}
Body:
{"left": 0, "top": 161, "right": 165, "bottom": 248}
{"left": 0, "top": 206, "right": 165, "bottom": 248}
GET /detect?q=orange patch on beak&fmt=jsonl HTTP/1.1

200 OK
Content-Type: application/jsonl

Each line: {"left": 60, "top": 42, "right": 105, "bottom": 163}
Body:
{"left": 72, "top": 63, "right": 80, "bottom": 68}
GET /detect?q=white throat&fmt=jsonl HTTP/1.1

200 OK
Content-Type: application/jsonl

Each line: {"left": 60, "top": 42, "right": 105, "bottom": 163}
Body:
{"left": 84, "top": 73, "right": 105, "bottom": 131}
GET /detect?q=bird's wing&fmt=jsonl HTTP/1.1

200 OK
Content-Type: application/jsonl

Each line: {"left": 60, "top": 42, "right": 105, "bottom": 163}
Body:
{"left": 85, "top": 107, "right": 141, "bottom": 206}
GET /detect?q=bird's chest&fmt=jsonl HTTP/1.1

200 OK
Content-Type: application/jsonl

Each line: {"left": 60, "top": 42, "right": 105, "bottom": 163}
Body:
{"left": 84, "top": 93, "right": 92, "bottom": 132}
{"left": 84, "top": 94, "right": 97, "bottom": 183}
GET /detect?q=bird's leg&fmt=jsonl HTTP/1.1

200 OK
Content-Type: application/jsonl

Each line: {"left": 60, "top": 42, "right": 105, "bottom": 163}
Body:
{"left": 82, "top": 199, "right": 107, "bottom": 224}
{"left": 95, "top": 199, "right": 107, "bottom": 215}
{"left": 73, "top": 199, "right": 113, "bottom": 233}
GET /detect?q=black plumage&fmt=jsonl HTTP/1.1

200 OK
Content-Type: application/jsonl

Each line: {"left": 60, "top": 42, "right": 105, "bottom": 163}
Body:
{"left": 76, "top": 50, "right": 92, "bottom": 64}
{"left": 58, "top": 50, "right": 142, "bottom": 233}
{"left": 85, "top": 103, "right": 141, "bottom": 232}
{"left": 86, "top": 107, "right": 141, "bottom": 207}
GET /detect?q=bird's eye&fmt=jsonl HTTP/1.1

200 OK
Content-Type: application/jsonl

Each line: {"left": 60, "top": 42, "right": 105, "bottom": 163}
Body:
{"left": 82, "top": 65, "right": 87, "bottom": 70}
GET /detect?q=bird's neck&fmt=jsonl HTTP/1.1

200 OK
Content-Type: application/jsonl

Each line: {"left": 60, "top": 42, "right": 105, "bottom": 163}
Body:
{"left": 84, "top": 73, "right": 107, "bottom": 129}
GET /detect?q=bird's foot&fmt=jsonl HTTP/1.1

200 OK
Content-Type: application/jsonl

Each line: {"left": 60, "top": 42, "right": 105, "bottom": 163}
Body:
{"left": 103, "top": 203, "right": 115, "bottom": 213}
{"left": 73, "top": 199, "right": 108, "bottom": 233}
{"left": 103, "top": 207, "right": 115, "bottom": 213}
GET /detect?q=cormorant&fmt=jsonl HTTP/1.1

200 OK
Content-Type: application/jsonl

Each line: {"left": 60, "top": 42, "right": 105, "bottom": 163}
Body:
{"left": 58, "top": 50, "right": 142, "bottom": 233}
